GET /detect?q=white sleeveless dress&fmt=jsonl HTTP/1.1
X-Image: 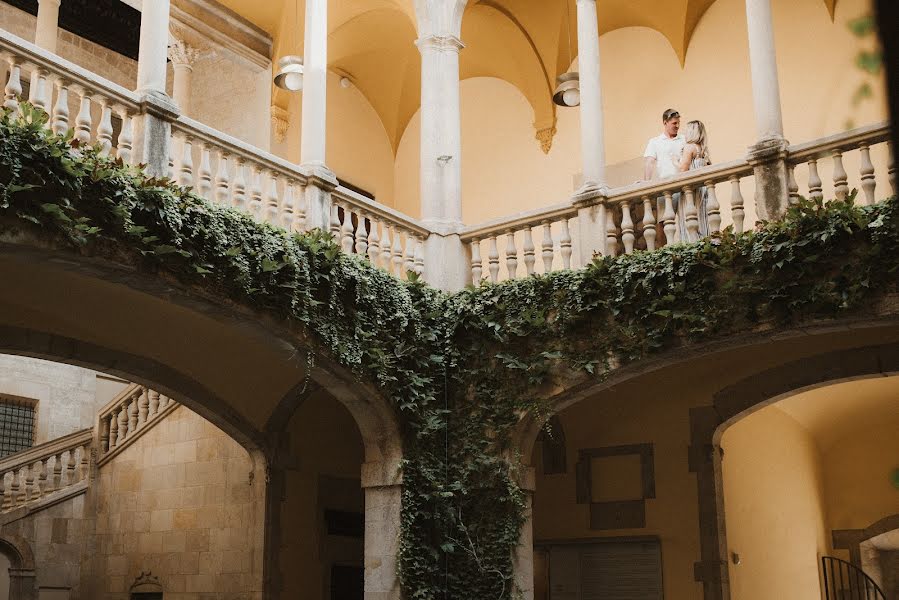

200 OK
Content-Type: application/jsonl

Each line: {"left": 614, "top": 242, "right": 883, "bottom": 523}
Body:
{"left": 676, "top": 154, "right": 710, "bottom": 242}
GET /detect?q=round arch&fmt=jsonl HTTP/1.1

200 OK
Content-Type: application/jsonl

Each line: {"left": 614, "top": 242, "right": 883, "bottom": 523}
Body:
{"left": 0, "top": 534, "right": 36, "bottom": 600}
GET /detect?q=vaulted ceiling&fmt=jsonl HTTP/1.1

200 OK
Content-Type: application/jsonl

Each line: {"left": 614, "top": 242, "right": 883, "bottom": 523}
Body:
{"left": 214, "top": 0, "right": 840, "bottom": 153}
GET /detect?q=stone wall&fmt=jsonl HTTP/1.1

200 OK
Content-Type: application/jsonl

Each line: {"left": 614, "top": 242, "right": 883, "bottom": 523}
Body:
{"left": 81, "top": 405, "right": 265, "bottom": 600}
{"left": 0, "top": 355, "right": 125, "bottom": 445}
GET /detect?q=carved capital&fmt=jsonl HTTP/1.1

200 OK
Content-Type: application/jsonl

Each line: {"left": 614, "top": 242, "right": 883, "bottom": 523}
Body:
{"left": 271, "top": 105, "right": 290, "bottom": 144}
{"left": 415, "top": 34, "right": 464, "bottom": 53}
{"left": 168, "top": 26, "right": 214, "bottom": 69}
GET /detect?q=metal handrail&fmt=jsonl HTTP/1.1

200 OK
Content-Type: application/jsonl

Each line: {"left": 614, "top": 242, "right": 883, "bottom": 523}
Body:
{"left": 821, "top": 555, "right": 886, "bottom": 600}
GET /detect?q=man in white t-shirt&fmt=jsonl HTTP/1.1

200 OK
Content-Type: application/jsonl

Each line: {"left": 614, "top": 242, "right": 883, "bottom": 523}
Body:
{"left": 643, "top": 108, "right": 685, "bottom": 180}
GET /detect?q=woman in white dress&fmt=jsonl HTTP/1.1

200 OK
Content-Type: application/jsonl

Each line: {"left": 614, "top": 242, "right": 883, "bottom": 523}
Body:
{"left": 673, "top": 120, "right": 712, "bottom": 241}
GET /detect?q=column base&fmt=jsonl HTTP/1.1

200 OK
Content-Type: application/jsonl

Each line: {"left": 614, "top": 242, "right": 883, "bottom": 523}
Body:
{"left": 298, "top": 164, "right": 338, "bottom": 233}
{"left": 746, "top": 137, "right": 790, "bottom": 222}
{"left": 133, "top": 92, "right": 179, "bottom": 178}
{"left": 572, "top": 185, "right": 609, "bottom": 265}
{"left": 422, "top": 232, "right": 468, "bottom": 291}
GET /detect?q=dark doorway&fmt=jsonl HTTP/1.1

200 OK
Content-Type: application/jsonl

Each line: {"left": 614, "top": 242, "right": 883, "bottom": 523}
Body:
{"left": 330, "top": 565, "right": 364, "bottom": 600}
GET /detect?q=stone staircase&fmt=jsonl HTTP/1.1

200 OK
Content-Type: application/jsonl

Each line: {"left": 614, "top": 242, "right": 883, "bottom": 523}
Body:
{"left": 0, "top": 383, "right": 179, "bottom": 523}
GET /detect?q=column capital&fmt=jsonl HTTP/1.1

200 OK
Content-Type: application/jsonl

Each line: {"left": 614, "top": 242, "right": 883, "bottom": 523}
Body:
{"left": 37, "top": 0, "right": 62, "bottom": 7}
{"left": 415, "top": 34, "right": 464, "bottom": 53}
{"left": 414, "top": 0, "right": 468, "bottom": 39}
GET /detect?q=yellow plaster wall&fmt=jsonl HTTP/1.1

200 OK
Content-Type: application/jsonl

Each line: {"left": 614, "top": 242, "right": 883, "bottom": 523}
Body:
{"left": 822, "top": 417, "right": 899, "bottom": 532}
{"left": 390, "top": 0, "right": 886, "bottom": 224}
{"left": 721, "top": 407, "right": 830, "bottom": 600}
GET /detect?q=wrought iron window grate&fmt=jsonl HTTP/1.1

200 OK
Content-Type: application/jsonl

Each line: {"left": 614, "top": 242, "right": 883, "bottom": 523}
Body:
{"left": 0, "top": 396, "right": 36, "bottom": 458}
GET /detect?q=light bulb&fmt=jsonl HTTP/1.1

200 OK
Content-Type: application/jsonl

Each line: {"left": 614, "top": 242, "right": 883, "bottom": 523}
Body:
{"left": 562, "top": 88, "right": 580, "bottom": 107}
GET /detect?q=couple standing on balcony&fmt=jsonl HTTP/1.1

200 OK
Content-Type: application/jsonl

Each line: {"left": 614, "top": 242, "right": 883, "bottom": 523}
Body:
{"left": 643, "top": 108, "right": 712, "bottom": 242}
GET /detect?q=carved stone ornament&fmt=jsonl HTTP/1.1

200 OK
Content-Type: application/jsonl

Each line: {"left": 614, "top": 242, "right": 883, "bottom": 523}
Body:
{"left": 271, "top": 105, "right": 290, "bottom": 144}
{"left": 130, "top": 571, "right": 163, "bottom": 593}
{"left": 536, "top": 126, "right": 556, "bottom": 154}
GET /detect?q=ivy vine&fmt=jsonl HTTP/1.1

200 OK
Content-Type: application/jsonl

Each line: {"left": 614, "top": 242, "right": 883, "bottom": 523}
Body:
{"left": 2, "top": 104, "right": 898, "bottom": 599}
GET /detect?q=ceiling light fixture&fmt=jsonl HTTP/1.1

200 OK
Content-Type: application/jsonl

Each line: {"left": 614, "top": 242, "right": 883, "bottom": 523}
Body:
{"left": 552, "top": 0, "right": 580, "bottom": 107}
{"left": 273, "top": 0, "right": 304, "bottom": 92}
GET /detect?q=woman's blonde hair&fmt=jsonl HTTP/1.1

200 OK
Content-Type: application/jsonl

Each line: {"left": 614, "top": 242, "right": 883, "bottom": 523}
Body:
{"left": 684, "top": 120, "right": 710, "bottom": 163}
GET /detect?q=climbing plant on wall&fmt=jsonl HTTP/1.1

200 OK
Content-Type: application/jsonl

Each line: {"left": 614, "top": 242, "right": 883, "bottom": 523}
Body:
{"left": 2, "top": 103, "right": 899, "bottom": 599}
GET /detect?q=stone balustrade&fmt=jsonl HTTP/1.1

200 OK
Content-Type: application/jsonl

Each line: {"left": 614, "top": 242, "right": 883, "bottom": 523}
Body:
{"left": 0, "top": 429, "right": 92, "bottom": 512}
{"left": 1, "top": 28, "right": 895, "bottom": 289}
{"left": 97, "top": 384, "right": 179, "bottom": 465}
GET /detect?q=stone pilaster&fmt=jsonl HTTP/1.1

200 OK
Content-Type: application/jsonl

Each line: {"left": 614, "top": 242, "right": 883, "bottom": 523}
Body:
{"left": 361, "top": 461, "right": 403, "bottom": 600}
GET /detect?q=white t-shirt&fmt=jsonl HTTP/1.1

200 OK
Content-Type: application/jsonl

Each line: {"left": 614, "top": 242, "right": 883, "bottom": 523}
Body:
{"left": 644, "top": 133, "right": 685, "bottom": 179}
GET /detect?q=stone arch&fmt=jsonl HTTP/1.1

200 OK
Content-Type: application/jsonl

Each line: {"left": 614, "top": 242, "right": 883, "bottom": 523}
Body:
{"left": 0, "top": 534, "right": 36, "bottom": 600}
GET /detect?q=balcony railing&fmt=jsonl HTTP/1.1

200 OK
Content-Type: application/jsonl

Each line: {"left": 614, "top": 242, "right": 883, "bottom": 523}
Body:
{"left": 1, "top": 27, "right": 896, "bottom": 288}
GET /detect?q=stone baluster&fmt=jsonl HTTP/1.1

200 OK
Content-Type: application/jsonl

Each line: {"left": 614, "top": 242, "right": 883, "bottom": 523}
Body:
{"left": 706, "top": 181, "right": 722, "bottom": 235}
{"left": 414, "top": 237, "right": 425, "bottom": 275}
{"left": 355, "top": 213, "right": 369, "bottom": 256}
{"left": 11, "top": 468, "right": 22, "bottom": 505}
{"left": 368, "top": 220, "right": 381, "bottom": 267}
{"left": 117, "top": 401, "right": 128, "bottom": 444}
{"left": 832, "top": 150, "right": 849, "bottom": 201}
{"left": 470, "top": 239, "right": 482, "bottom": 282}
{"left": 605, "top": 208, "right": 618, "bottom": 257}
{"left": 730, "top": 177, "right": 745, "bottom": 234}
{"left": 52, "top": 452, "right": 63, "bottom": 490}
{"left": 50, "top": 78, "right": 69, "bottom": 135}
{"left": 148, "top": 389, "right": 160, "bottom": 417}
{"left": 35, "top": 460, "right": 47, "bottom": 499}
{"left": 522, "top": 228, "right": 536, "bottom": 275}
{"left": 249, "top": 167, "right": 264, "bottom": 219}
{"left": 78, "top": 446, "right": 89, "bottom": 482}
{"left": 96, "top": 102, "right": 114, "bottom": 155}
{"left": 29, "top": 67, "right": 50, "bottom": 113}
{"left": 3, "top": 58, "right": 23, "bottom": 109}
{"left": 662, "top": 191, "right": 677, "bottom": 246}
{"left": 340, "top": 204, "right": 355, "bottom": 254}
{"left": 65, "top": 448, "right": 77, "bottom": 486}
{"left": 505, "top": 230, "right": 518, "bottom": 278}
{"left": 213, "top": 152, "right": 231, "bottom": 206}
{"left": 127, "top": 394, "right": 139, "bottom": 434}
{"left": 560, "top": 219, "right": 572, "bottom": 269}
{"left": 787, "top": 164, "right": 800, "bottom": 205}
{"left": 0, "top": 473, "right": 6, "bottom": 509}
{"left": 167, "top": 138, "right": 176, "bottom": 181}
{"left": 197, "top": 145, "right": 213, "bottom": 200}
{"left": 888, "top": 142, "right": 897, "bottom": 196}
{"left": 265, "top": 172, "right": 280, "bottom": 224}
{"left": 330, "top": 204, "right": 341, "bottom": 240}
{"left": 138, "top": 388, "right": 149, "bottom": 426}
{"left": 391, "top": 227, "right": 404, "bottom": 275}
{"left": 380, "top": 225, "right": 393, "bottom": 274}
{"left": 232, "top": 159, "right": 247, "bottom": 211}
{"left": 24, "top": 464, "right": 35, "bottom": 501}
{"left": 281, "top": 181, "right": 296, "bottom": 232}
{"left": 177, "top": 136, "right": 194, "bottom": 187}
{"left": 115, "top": 107, "right": 133, "bottom": 164}
{"left": 100, "top": 418, "right": 110, "bottom": 453}
{"left": 621, "top": 201, "right": 635, "bottom": 255}
{"left": 858, "top": 143, "right": 876, "bottom": 205}
{"left": 684, "top": 187, "right": 700, "bottom": 242}
{"left": 807, "top": 159, "right": 823, "bottom": 200}
{"left": 108, "top": 412, "right": 119, "bottom": 450}
{"left": 294, "top": 181, "right": 309, "bottom": 232}
{"left": 488, "top": 236, "right": 500, "bottom": 283}
{"left": 642, "top": 196, "right": 657, "bottom": 251}
{"left": 73, "top": 87, "right": 92, "bottom": 144}
{"left": 403, "top": 233, "right": 415, "bottom": 276}
{"left": 541, "top": 222, "right": 554, "bottom": 273}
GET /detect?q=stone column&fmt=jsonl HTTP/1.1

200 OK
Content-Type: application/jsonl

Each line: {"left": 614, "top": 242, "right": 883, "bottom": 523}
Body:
{"left": 415, "top": 0, "right": 470, "bottom": 291}
{"left": 299, "top": 0, "right": 336, "bottom": 231}
{"left": 575, "top": 0, "right": 607, "bottom": 191}
{"left": 361, "top": 461, "right": 403, "bottom": 600}
{"left": 133, "top": 0, "right": 178, "bottom": 177}
{"left": 167, "top": 37, "right": 202, "bottom": 116}
{"left": 513, "top": 467, "right": 536, "bottom": 600}
{"left": 744, "top": 0, "right": 789, "bottom": 220}
{"left": 34, "top": 0, "right": 61, "bottom": 52}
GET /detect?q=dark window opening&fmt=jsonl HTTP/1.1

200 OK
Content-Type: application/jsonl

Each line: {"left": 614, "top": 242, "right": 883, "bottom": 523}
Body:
{"left": 0, "top": 395, "right": 36, "bottom": 458}
{"left": 130, "top": 594, "right": 163, "bottom": 600}
{"left": 325, "top": 509, "right": 364, "bottom": 539}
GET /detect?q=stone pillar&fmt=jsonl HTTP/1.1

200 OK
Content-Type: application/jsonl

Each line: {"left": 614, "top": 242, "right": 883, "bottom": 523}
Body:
{"left": 298, "top": 0, "right": 335, "bottom": 231}
{"left": 513, "top": 467, "right": 536, "bottom": 600}
{"left": 361, "top": 461, "right": 403, "bottom": 600}
{"left": 575, "top": 0, "right": 607, "bottom": 190}
{"left": 34, "top": 0, "right": 61, "bottom": 52}
{"left": 744, "top": 0, "right": 789, "bottom": 220}
{"left": 415, "top": 0, "right": 470, "bottom": 291}
{"left": 8, "top": 568, "right": 37, "bottom": 600}
{"left": 167, "top": 37, "right": 202, "bottom": 116}
{"left": 573, "top": 186, "right": 607, "bottom": 264}
{"left": 131, "top": 0, "right": 177, "bottom": 177}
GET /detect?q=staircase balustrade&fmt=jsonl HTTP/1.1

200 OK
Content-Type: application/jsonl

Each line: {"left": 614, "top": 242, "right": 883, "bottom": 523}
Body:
{"left": 821, "top": 555, "right": 886, "bottom": 600}
{"left": 97, "top": 384, "right": 179, "bottom": 465}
